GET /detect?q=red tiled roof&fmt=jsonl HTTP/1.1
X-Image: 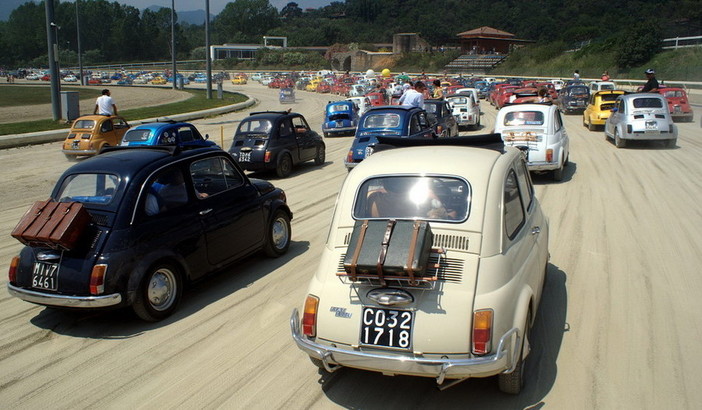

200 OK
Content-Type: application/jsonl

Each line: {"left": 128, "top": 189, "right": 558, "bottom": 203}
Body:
{"left": 457, "top": 26, "right": 515, "bottom": 38}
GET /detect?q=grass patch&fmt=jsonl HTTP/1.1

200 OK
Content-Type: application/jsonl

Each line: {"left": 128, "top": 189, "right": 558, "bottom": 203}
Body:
{"left": 0, "top": 85, "right": 102, "bottom": 107}
{"left": 0, "top": 88, "right": 247, "bottom": 136}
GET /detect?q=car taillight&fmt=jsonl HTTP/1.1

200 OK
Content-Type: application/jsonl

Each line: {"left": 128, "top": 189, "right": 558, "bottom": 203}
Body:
{"left": 302, "top": 295, "right": 319, "bottom": 337}
{"left": 264, "top": 151, "right": 271, "bottom": 163}
{"left": 8, "top": 256, "right": 19, "bottom": 283}
{"left": 90, "top": 264, "right": 107, "bottom": 295}
{"left": 346, "top": 150, "right": 353, "bottom": 163}
{"left": 546, "top": 148, "right": 553, "bottom": 162}
{"left": 472, "top": 309, "right": 493, "bottom": 355}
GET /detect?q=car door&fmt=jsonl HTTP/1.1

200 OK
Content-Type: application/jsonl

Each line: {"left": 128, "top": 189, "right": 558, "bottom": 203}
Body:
{"left": 442, "top": 102, "right": 457, "bottom": 134}
{"left": 413, "top": 112, "right": 434, "bottom": 138}
{"left": 97, "top": 119, "right": 117, "bottom": 148}
{"left": 553, "top": 108, "right": 568, "bottom": 163}
{"left": 291, "top": 115, "right": 317, "bottom": 161}
{"left": 190, "top": 155, "right": 265, "bottom": 267}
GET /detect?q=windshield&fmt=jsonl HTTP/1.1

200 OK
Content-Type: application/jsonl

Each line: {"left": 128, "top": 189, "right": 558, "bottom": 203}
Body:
{"left": 353, "top": 176, "right": 470, "bottom": 222}
{"left": 123, "top": 129, "right": 153, "bottom": 142}
{"left": 57, "top": 173, "right": 120, "bottom": 205}
{"left": 236, "top": 119, "right": 272, "bottom": 137}
{"left": 73, "top": 119, "right": 96, "bottom": 130}
{"left": 567, "top": 86, "right": 589, "bottom": 96}
{"left": 633, "top": 98, "right": 664, "bottom": 108}
{"left": 423, "top": 104, "right": 439, "bottom": 114}
{"left": 503, "top": 111, "right": 545, "bottom": 126}
{"left": 362, "top": 113, "right": 401, "bottom": 128}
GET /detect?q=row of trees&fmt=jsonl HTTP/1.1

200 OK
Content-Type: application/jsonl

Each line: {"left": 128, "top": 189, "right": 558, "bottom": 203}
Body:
{"left": 0, "top": 0, "right": 699, "bottom": 68}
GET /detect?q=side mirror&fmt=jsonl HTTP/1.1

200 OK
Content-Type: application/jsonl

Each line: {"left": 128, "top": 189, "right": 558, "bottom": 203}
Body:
{"left": 204, "top": 134, "right": 209, "bottom": 140}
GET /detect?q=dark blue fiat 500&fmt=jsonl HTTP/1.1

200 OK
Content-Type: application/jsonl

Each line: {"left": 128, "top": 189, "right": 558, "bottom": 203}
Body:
{"left": 8, "top": 146, "right": 292, "bottom": 321}
{"left": 344, "top": 106, "right": 435, "bottom": 170}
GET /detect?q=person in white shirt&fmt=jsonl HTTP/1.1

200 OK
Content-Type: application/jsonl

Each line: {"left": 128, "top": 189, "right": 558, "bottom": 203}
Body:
{"left": 398, "top": 81, "right": 427, "bottom": 108}
{"left": 94, "top": 89, "right": 118, "bottom": 116}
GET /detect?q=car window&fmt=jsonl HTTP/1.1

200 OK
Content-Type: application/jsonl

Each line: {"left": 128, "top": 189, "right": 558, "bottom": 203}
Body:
{"left": 57, "top": 173, "right": 119, "bottom": 205}
{"left": 423, "top": 103, "right": 438, "bottom": 114}
{"left": 554, "top": 110, "right": 563, "bottom": 131}
{"left": 237, "top": 119, "right": 272, "bottom": 136}
{"left": 514, "top": 160, "right": 534, "bottom": 211}
{"left": 123, "top": 129, "right": 152, "bottom": 142}
{"left": 101, "top": 121, "right": 113, "bottom": 132}
{"left": 145, "top": 168, "right": 189, "bottom": 216}
{"left": 113, "top": 118, "right": 128, "bottom": 129}
{"left": 353, "top": 175, "right": 470, "bottom": 222}
{"left": 190, "top": 156, "right": 244, "bottom": 198}
{"left": 632, "top": 98, "right": 664, "bottom": 108}
{"left": 292, "top": 116, "right": 309, "bottom": 133}
{"left": 363, "top": 113, "right": 400, "bottom": 128}
{"left": 504, "top": 170, "right": 525, "bottom": 239}
{"left": 448, "top": 96, "right": 468, "bottom": 105}
{"left": 418, "top": 113, "right": 430, "bottom": 129}
{"left": 504, "top": 111, "right": 544, "bottom": 126}
{"left": 73, "top": 119, "right": 95, "bottom": 129}
{"left": 279, "top": 119, "right": 294, "bottom": 138}
{"left": 410, "top": 115, "right": 421, "bottom": 134}
{"left": 178, "top": 126, "right": 195, "bottom": 142}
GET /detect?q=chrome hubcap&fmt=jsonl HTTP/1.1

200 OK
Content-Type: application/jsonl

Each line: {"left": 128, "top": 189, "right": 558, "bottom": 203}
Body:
{"left": 147, "top": 268, "right": 176, "bottom": 311}
{"left": 271, "top": 217, "right": 289, "bottom": 250}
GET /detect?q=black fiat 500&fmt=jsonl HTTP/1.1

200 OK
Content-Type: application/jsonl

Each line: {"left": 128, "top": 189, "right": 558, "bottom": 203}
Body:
{"left": 8, "top": 146, "right": 292, "bottom": 321}
{"left": 228, "top": 111, "right": 326, "bottom": 178}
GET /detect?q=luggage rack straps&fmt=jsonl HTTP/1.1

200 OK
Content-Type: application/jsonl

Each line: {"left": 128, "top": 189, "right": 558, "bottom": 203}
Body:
{"left": 337, "top": 248, "right": 446, "bottom": 287}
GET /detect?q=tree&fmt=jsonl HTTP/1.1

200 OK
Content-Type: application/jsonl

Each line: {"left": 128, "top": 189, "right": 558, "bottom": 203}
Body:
{"left": 213, "top": 0, "right": 280, "bottom": 43}
{"left": 616, "top": 21, "right": 663, "bottom": 68}
{"left": 281, "top": 2, "right": 302, "bottom": 19}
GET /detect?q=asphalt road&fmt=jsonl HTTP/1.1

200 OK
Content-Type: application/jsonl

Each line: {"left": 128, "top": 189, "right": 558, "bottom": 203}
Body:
{"left": 0, "top": 82, "right": 701, "bottom": 409}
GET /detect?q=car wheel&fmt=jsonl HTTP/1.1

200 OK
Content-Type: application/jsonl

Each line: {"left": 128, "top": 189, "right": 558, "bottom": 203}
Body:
{"left": 614, "top": 129, "right": 625, "bottom": 148}
{"left": 276, "top": 153, "right": 293, "bottom": 178}
{"left": 263, "top": 209, "right": 291, "bottom": 257}
{"left": 552, "top": 165, "right": 564, "bottom": 181}
{"left": 64, "top": 154, "right": 79, "bottom": 162}
{"left": 314, "top": 145, "right": 326, "bottom": 165}
{"left": 133, "top": 263, "right": 182, "bottom": 322}
{"left": 498, "top": 311, "right": 531, "bottom": 394}
{"left": 323, "top": 132, "right": 329, "bottom": 138}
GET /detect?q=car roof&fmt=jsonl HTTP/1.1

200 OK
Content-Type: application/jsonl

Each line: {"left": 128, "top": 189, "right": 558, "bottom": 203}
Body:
{"left": 619, "top": 93, "right": 666, "bottom": 101}
{"left": 130, "top": 122, "right": 192, "bottom": 131}
{"left": 497, "top": 103, "right": 554, "bottom": 114}
{"left": 245, "top": 111, "right": 298, "bottom": 120}
{"left": 364, "top": 105, "right": 422, "bottom": 114}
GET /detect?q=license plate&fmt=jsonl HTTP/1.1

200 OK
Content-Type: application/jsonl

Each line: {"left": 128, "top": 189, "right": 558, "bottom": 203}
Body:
{"left": 32, "top": 262, "right": 59, "bottom": 291}
{"left": 239, "top": 151, "right": 251, "bottom": 162}
{"left": 72, "top": 140, "right": 80, "bottom": 149}
{"left": 360, "top": 307, "right": 413, "bottom": 350}
{"left": 365, "top": 146, "right": 374, "bottom": 157}
{"left": 646, "top": 121, "right": 657, "bottom": 130}
{"left": 674, "top": 106, "right": 682, "bottom": 113}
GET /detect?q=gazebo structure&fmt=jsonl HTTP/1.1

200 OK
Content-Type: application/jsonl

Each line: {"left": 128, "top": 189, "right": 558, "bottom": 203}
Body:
{"left": 456, "top": 26, "right": 533, "bottom": 54}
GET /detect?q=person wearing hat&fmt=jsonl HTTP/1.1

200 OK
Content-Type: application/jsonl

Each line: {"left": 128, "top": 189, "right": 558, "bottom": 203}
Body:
{"left": 641, "top": 69, "right": 659, "bottom": 93}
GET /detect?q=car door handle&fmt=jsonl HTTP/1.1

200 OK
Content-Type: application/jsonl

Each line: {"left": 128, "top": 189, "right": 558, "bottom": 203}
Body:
{"left": 531, "top": 226, "right": 541, "bottom": 235}
{"left": 199, "top": 208, "right": 212, "bottom": 216}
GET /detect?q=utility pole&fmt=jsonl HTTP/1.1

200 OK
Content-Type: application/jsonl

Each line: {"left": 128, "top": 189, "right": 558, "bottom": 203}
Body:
{"left": 45, "top": 0, "right": 61, "bottom": 121}
{"left": 205, "top": 0, "right": 212, "bottom": 99}
{"left": 76, "top": 0, "right": 84, "bottom": 85}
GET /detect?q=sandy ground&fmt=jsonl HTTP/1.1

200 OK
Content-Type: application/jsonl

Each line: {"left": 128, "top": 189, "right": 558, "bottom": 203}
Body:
{"left": 0, "top": 83, "right": 192, "bottom": 123}
{"left": 0, "top": 82, "right": 701, "bottom": 409}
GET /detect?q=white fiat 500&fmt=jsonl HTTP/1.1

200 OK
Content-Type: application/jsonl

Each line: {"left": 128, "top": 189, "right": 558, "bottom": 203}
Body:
{"left": 291, "top": 136, "right": 549, "bottom": 394}
{"left": 494, "top": 103, "right": 570, "bottom": 181}
{"left": 446, "top": 93, "right": 481, "bottom": 130}
{"left": 604, "top": 93, "right": 677, "bottom": 148}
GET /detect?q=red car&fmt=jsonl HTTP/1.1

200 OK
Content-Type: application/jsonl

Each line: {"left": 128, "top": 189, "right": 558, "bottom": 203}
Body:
{"left": 445, "top": 85, "right": 463, "bottom": 96}
{"left": 366, "top": 92, "right": 386, "bottom": 106}
{"left": 88, "top": 78, "right": 102, "bottom": 85}
{"left": 659, "top": 87, "right": 694, "bottom": 122}
{"left": 488, "top": 83, "right": 513, "bottom": 105}
{"left": 316, "top": 82, "right": 331, "bottom": 93}
{"left": 493, "top": 85, "right": 520, "bottom": 109}
{"left": 41, "top": 74, "right": 51, "bottom": 81}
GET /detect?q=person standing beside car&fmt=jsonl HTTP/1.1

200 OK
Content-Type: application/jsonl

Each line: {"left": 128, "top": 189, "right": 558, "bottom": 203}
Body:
{"left": 432, "top": 79, "right": 444, "bottom": 100}
{"left": 399, "top": 81, "right": 427, "bottom": 108}
{"left": 641, "top": 68, "right": 659, "bottom": 93}
{"left": 94, "top": 89, "right": 118, "bottom": 116}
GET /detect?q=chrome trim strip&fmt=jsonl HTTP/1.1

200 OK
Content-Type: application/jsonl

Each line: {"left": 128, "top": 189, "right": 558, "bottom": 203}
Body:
{"left": 7, "top": 284, "right": 122, "bottom": 308}
{"left": 290, "top": 309, "right": 520, "bottom": 384}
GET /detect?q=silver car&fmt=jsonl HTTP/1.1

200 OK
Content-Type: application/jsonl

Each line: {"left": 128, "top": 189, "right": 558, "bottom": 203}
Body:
{"left": 604, "top": 94, "right": 677, "bottom": 148}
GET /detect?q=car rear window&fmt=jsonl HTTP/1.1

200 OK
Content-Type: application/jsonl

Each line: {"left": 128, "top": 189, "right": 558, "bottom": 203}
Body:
{"left": 236, "top": 119, "right": 272, "bottom": 137}
{"left": 662, "top": 90, "right": 684, "bottom": 98}
{"left": 503, "top": 111, "right": 545, "bottom": 126}
{"left": 57, "top": 173, "right": 120, "bottom": 205}
{"left": 123, "top": 129, "right": 153, "bottom": 142}
{"left": 73, "top": 120, "right": 96, "bottom": 129}
{"left": 601, "top": 94, "right": 620, "bottom": 102}
{"left": 567, "top": 86, "right": 589, "bottom": 96}
{"left": 353, "top": 176, "right": 470, "bottom": 222}
{"left": 363, "top": 113, "right": 401, "bottom": 128}
{"left": 423, "top": 104, "right": 438, "bottom": 114}
{"left": 329, "top": 104, "right": 352, "bottom": 112}
{"left": 447, "top": 96, "right": 468, "bottom": 105}
{"left": 633, "top": 98, "right": 664, "bottom": 108}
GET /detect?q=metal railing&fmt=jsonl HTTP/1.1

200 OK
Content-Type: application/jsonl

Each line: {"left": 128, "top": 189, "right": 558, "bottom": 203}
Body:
{"left": 662, "top": 35, "right": 702, "bottom": 49}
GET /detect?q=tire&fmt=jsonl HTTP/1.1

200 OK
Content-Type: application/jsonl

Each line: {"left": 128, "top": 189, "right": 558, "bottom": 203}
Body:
{"left": 498, "top": 312, "right": 531, "bottom": 394}
{"left": 64, "top": 154, "right": 79, "bottom": 161}
{"left": 614, "top": 129, "right": 625, "bottom": 148}
{"left": 314, "top": 145, "right": 326, "bottom": 165}
{"left": 552, "top": 165, "right": 564, "bottom": 181}
{"left": 133, "top": 263, "right": 182, "bottom": 322}
{"left": 263, "top": 209, "right": 291, "bottom": 257}
{"left": 275, "top": 153, "right": 293, "bottom": 178}
{"left": 323, "top": 132, "right": 329, "bottom": 138}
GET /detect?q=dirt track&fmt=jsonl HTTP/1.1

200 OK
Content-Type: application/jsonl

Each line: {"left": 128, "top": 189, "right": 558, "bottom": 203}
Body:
{"left": 0, "top": 82, "right": 701, "bottom": 409}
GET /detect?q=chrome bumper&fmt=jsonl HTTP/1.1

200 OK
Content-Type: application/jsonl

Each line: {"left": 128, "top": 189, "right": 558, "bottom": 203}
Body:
{"left": 527, "top": 161, "right": 560, "bottom": 171}
{"left": 62, "top": 149, "right": 97, "bottom": 156}
{"left": 290, "top": 309, "right": 519, "bottom": 384}
{"left": 8, "top": 284, "right": 122, "bottom": 308}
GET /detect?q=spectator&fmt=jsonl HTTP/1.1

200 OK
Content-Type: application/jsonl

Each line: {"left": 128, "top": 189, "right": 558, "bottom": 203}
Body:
{"left": 399, "top": 81, "right": 427, "bottom": 108}
{"left": 432, "top": 79, "right": 444, "bottom": 100}
{"left": 641, "top": 68, "right": 659, "bottom": 93}
{"left": 573, "top": 70, "right": 580, "bottom": 80}
{"left": 93, "top": 89, "right": 118, "bottom": 116}
{"left": 601, "top": 71, "right": 610, "bottom": 81}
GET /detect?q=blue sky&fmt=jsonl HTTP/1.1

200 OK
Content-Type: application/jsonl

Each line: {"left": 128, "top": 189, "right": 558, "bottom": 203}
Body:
{"left": 0, "top": 1, "right": 334, "bottom": 21}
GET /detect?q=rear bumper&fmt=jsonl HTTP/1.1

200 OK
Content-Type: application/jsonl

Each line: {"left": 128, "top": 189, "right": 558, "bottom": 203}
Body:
{"left": 290, "top": 309, "right": 519, "bottom": 383}
{"left": 62, "top": 149, "right": 98, "bottom": 156}
{"left": 8, "top": 283, "right": 123, "bottom": 308}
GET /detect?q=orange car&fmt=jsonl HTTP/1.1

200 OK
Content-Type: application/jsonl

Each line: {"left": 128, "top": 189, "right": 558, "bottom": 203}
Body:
{"left": 62, "top": 115, "right": 130, "bottom": 159}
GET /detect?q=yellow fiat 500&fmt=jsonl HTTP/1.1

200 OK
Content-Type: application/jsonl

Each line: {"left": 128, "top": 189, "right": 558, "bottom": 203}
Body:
{"left": 583, "top": 90, "right": 626, "bottom": 131}
{"left": 62, "top": 115, "right": 130, "bottom": 159}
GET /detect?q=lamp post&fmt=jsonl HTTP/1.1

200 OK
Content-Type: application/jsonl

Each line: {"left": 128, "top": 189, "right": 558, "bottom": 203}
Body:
{"left": 45, "top": 0, "right": 61, "bottom": 121}
{"left": 76, "top": 0, "right": 84, "bottom": 85}
{"left": 205, "top": 0, "right": 212, "bottom": 99}
{"left": 171, "top": 0, "right": 177, "bottom": 90}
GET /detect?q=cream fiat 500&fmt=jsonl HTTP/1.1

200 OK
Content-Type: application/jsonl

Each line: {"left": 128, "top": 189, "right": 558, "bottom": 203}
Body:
{"left": 290, "top": 136, "right": 549, "bottom": 393}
